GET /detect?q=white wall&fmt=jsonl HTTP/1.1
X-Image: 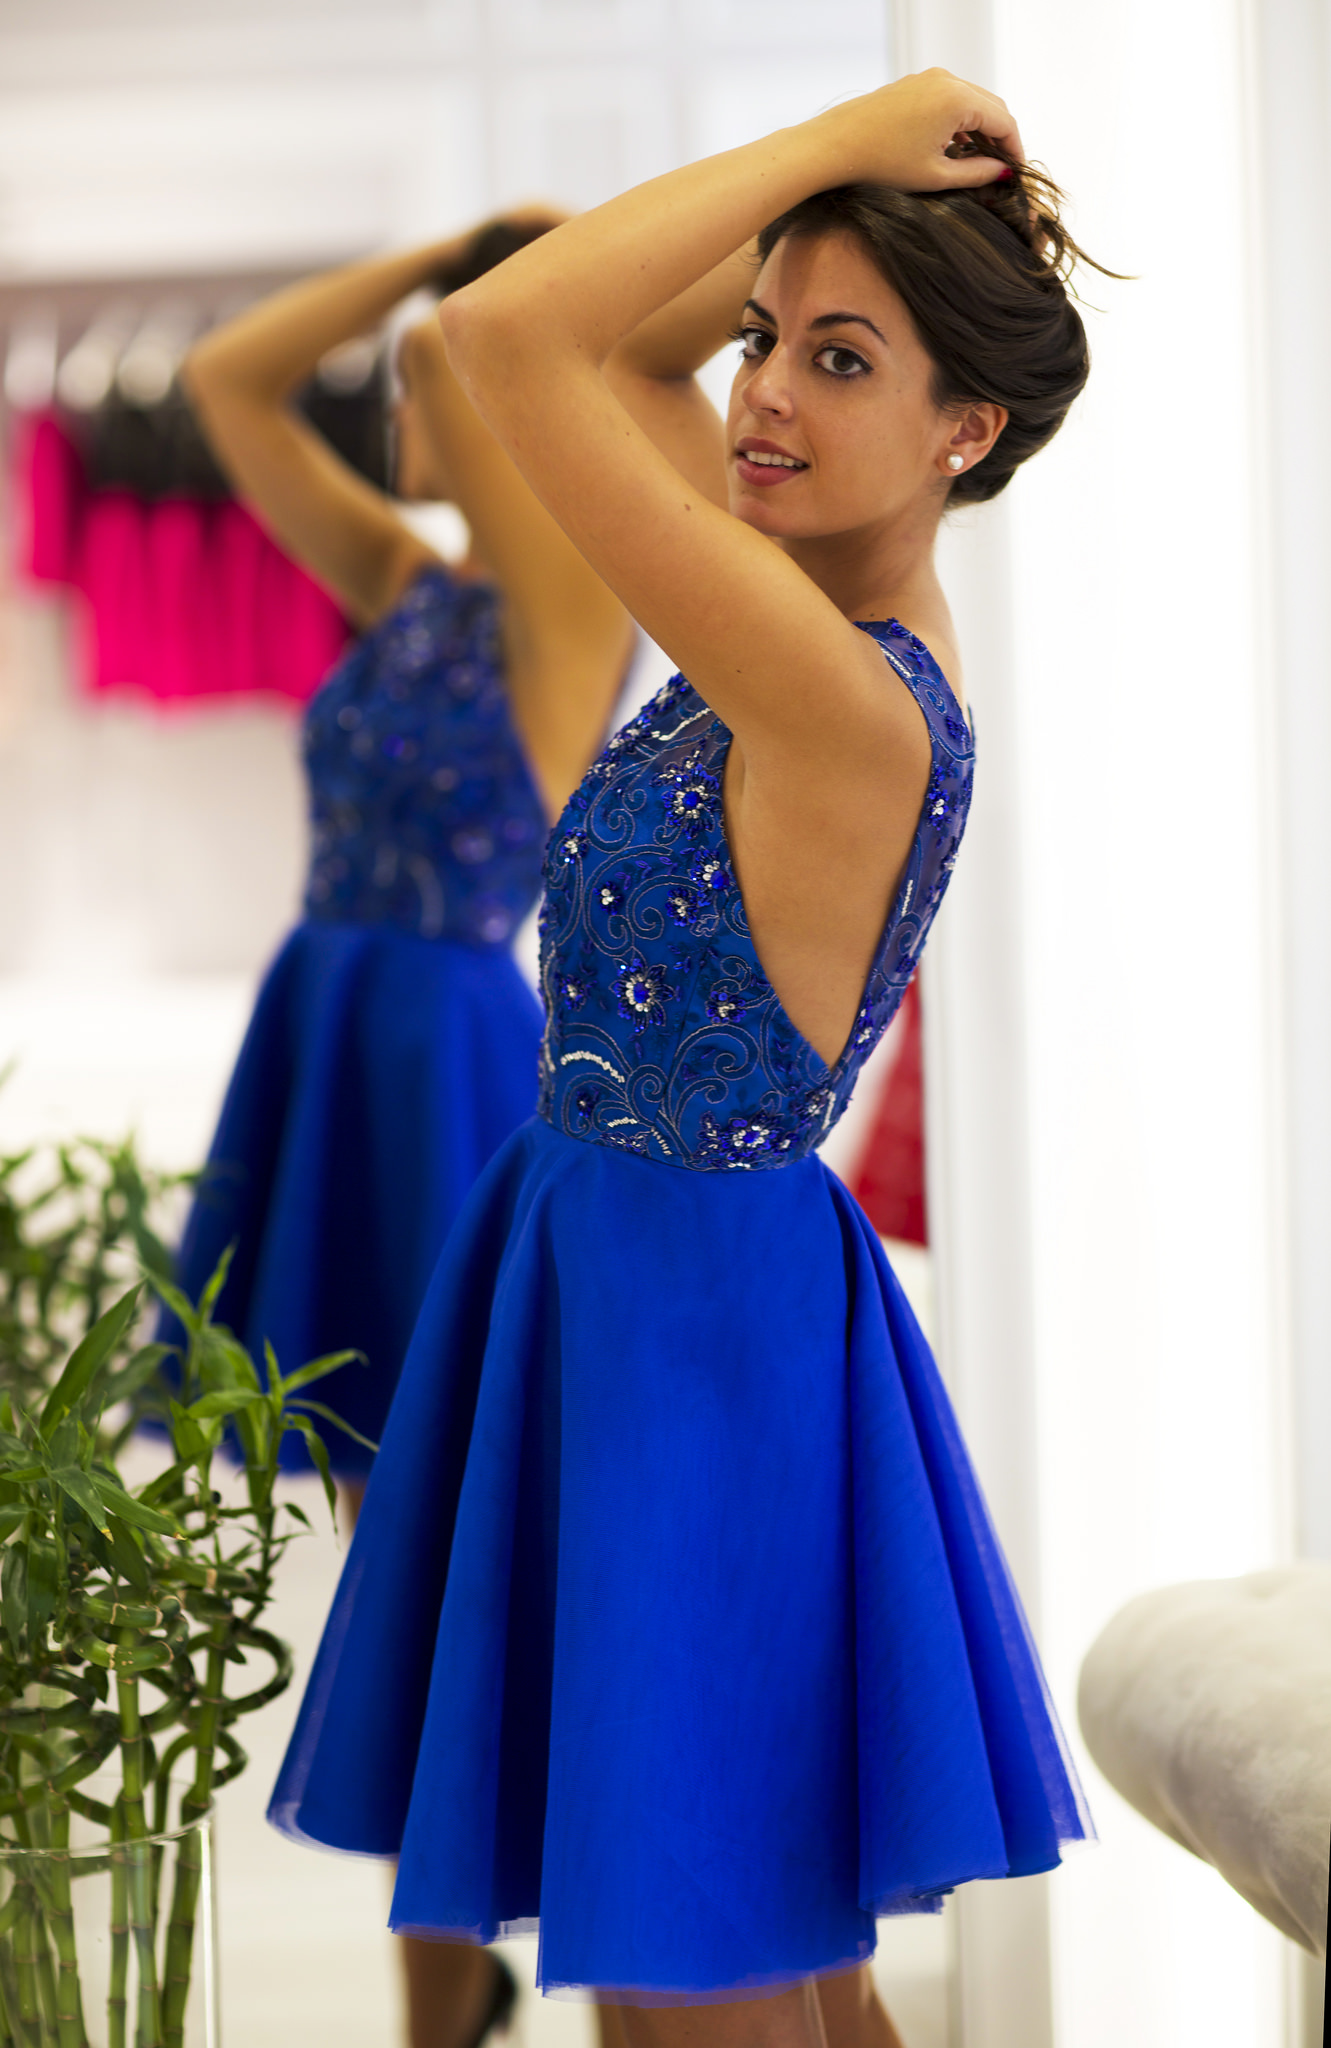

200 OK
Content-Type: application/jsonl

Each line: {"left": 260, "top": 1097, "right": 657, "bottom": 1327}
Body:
{"left": 904, "top": 0, "right": 1311, "bottom": 2044}
{"left": 1249, "top": 0, "right": 1331, "bottom": 1568}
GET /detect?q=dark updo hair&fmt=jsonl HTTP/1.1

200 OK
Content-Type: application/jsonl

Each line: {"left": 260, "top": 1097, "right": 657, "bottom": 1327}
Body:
{"left": 431, "top": 217, "right": 555, "bottom": 296}
{"left": 756, "top": 152, "right": 1108, "bottom": 503}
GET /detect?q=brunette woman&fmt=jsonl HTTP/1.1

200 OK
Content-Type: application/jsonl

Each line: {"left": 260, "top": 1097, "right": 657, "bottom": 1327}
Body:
{"left": 272, "top": 74, "right": 1097, "bottom": 2048}
{"left": 170, "top": 215, "right": 632, "bottom": 2048}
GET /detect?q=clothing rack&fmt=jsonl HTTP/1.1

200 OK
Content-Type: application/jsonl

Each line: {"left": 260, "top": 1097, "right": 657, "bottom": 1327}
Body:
{"left": 0, "top": 269, "right": 374, "bottom": 705}
{"left": 0, "top": 268, "right": 388, "bottom": 498}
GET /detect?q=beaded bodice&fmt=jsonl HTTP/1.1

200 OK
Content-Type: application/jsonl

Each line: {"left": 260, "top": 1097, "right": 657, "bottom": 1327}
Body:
{"left": 302, "top": 565, "right": 547, "bottom": 947}
{"left": 537, "top": 620, "right": 973, "bottom": 1171}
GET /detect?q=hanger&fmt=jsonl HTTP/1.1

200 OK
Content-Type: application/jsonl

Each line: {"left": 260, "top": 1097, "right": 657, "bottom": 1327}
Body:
{"left": 55, "top": 303, "right": 139, "bottom": 412}
{"left": 116, "top": 299, "right": 199, "bottom": 408}
{"left": 4, "top": 311, "right": 59, "bottom": 412}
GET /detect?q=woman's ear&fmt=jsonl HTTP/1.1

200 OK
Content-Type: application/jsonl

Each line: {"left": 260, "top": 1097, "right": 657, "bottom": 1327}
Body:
{"left": 937, "top": 401, "right": 1007, "bottom": 480}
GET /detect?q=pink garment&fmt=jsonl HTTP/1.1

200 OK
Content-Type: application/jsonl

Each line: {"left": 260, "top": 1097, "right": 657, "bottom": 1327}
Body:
{"left": 15, "top": 411, "right": 86, "bottom": 587}
{"left": 210, "top": 499, "right": 267, "bottom": 697}
{"left": 849, "top": 975, "right": 928, "bottom": 1246}
{"left": 254, "top": 533, "right": 349, "bottom": 701}
{"left": 11, "top": 406, "right": 350, "bottom": 704}
{"left": 142, "top": 498, "right": 224, "bottom": 700}
{"left": 76, "top": 490, "right": 150, "bottom": 693}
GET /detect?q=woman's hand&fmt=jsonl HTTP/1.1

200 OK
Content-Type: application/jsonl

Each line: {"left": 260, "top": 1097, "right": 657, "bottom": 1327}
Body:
{"left": 822, "top": 69, "right": 1025, "bottom": 192}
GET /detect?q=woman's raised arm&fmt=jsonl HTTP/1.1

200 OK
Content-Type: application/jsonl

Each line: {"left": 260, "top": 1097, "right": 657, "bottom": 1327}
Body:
{"left": 439, "top": 72, "right": 1019, "bottom": 758}
{"left": 184, "top": 241, "right": 466, "bottom": 626}
{"left": 603, "top": 247, "right": 756, "bottom": 509}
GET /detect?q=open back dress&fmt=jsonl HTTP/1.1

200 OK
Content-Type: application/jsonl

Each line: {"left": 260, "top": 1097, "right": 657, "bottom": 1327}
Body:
{"left": 270, "top": 618, "right": 1092, "bottom": 1995}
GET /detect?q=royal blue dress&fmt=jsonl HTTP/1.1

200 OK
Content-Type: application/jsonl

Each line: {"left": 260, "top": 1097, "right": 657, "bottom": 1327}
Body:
{"left": 168, "top": 564, "right": 547, "bottom": 1477}
{"left": 270, "top": 620, "right": 1092, "bottom": 1996}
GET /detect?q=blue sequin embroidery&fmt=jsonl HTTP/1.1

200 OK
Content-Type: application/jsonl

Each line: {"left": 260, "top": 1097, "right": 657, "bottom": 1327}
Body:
{"left": 537, "top": 619, "right": 973, "bottom": 1169}
{"left": 302, "top": 566, "right": 547, "bottom": 947}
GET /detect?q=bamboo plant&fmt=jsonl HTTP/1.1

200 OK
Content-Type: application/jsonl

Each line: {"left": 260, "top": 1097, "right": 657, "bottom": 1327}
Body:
{"left": 0, "top": 1128, "right": 368, "bottom": 2046}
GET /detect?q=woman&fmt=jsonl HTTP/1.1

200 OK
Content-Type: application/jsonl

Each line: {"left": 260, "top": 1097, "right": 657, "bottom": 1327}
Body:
{"left": 272, "top": 73, "right": 1099, "bottom": 2046}
{"left": 171, "top": 217, "right": 632, "bottom": 2048}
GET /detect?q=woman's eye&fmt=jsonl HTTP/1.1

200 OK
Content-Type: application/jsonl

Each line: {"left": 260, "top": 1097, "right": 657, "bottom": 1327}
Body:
{"left": 813, "top": 345, "right": 869, "bottom": 378}
{"left": 737, "top": 326, "right": 774, "bottom": 361}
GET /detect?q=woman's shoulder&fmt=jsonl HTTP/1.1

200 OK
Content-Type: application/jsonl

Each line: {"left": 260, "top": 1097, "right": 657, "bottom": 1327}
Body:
{"left": 854, "top": 617, "right": 973, "bottom": 761}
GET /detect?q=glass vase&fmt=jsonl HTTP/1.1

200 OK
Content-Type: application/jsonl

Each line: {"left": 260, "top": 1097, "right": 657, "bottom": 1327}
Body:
{"left": 0, "top": 1779, "right": 218, "bottom": 2048}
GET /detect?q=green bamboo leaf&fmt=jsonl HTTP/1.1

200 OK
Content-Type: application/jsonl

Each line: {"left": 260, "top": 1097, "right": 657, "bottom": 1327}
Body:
{"left": 282, "top": 1415, "right": 337, "bottom": 1525}
{"left": 52, "top": 1467, "right": 111, "bottom": 1534}
{"left": 233, "top": 1408, "right": 271, "bottom": 1477}
{"left": 104, "top": 1515, "right": 150, "bottom": 1592}
{"left": 167, "top": 1400, "right": 217, "bottom": 1465}
{"left": 2, "top": 1545, "right": 26, "bottom": 1646}
{"left": 101, "top": 1342, "right": 173, "bottom": 1405}
{"left": 137, "top": 1457, "right": 192, "bottom": 1507}
{"left": 90, "top": 1484, "right": 178, "bottom": 1537}
{"left": 186, "top": 1389, "right": 268, "bottom": 1422}
{"left": 0, "top": 1506, "right": 27, "bottom": 1540}
{"left": 26, "top": 1538, "right": 57, "bottom": 1633}
{"left": 196, "top": 1324, "right": 261, "bottom": 1395}
{"left": 264, "top": 1339, "right": 282, "bottom": 1400}
{"left": 286, "top": 1400, "right": 378, "bottom": 1453}
{"left": 39, "top": 1283, "right": 142, "bottom": 1434}
{"left": 131, "top": 1218, "right": 174, "bottom": 1283}
{"left": 197, "top": 1241, "right": 236, "bottom": 1321}
{"left": 152, "top": 1276, "right": 199, "bottom": 1332}
{"left": 48, "top": 1417, "right": 78, "bottom": 1467}
{"left": 278, "top": 1350, "right": 364, "bottom": 1397}
{"left": 283, "top": 1501, "right": 313, "bottom": 1530}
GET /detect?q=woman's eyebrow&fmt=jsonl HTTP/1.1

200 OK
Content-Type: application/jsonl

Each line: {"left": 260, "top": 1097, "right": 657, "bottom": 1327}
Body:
{"left": 809, "top": 311, "right": 887, "bottom": 344}
{"left": 740, "top": 299, "right": 887, "bottom": 346}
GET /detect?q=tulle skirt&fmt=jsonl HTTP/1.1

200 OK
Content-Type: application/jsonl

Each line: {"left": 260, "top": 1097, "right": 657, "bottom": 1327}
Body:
{"left": 167, "top": 918, "right": 542, "bottom": 1477}
{"left": 269, "top": 1117, "right": 1092, "bottom": 1999}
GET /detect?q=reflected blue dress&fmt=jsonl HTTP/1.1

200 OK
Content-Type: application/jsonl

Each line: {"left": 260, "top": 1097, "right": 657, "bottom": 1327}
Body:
{"left": 168, "top": 564, "right": 546, "bottom": 1477}
{"left": 270, "top": 620, "right": 1092, "bottom": 1996}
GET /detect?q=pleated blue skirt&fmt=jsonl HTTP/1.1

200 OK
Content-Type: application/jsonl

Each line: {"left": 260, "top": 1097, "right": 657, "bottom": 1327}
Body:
{"left": 269, "top": 1117, "right": 1092, "bottom": 1999}
{"left": 167, "top": 918, "right": 542, "bottom": 1477}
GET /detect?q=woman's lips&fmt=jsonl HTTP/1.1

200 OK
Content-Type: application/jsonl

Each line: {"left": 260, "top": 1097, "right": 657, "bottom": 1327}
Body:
{"left": 734, "top": 451, "right": 807, "bottom": 488}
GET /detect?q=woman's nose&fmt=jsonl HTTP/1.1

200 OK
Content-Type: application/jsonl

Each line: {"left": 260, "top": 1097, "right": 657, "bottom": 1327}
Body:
{"left": 744, "top": 347, "right": 794, "bottom": 417}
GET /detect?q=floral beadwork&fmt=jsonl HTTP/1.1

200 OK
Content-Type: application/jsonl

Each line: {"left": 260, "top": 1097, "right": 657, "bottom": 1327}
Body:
{"left": 302, "top": 565, "right": 546, "bottom": 947}
{"left": 537, "top": 621, "right": 974, "bottom": 1170}
{"left": 613, "top": 953, "right": 676, "bottom": 1032}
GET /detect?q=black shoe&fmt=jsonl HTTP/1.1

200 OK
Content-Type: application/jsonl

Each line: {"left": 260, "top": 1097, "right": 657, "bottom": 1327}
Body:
{"left": 465, "top": 1956, "right": 518, "bottom": 2048}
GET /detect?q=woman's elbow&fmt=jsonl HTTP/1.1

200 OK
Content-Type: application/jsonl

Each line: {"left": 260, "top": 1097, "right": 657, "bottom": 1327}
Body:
{"left": 439, "top": 289, "right": 492, "bottom": 385}
{"left": 439, "top": 284, "right": 535, "bottom": 415}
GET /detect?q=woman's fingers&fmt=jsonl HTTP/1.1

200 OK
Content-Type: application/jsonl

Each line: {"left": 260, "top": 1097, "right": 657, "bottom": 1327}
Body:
{"left": 866, "top": 71, "right": 1027, "bottom": 189}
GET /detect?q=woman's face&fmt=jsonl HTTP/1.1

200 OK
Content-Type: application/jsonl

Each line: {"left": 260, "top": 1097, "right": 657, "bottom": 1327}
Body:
{"left": 393, "top": 317, "right": 454, "bottom": 504}
{"left": 726, "top": 230, "right": 969, "bottom": 545}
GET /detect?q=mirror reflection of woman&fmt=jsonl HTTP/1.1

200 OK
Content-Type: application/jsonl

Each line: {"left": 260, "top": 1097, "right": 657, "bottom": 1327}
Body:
{"left": 273, "top": 73, "right": 1105, "bottom": 2048}
{"left": 170, "top": 216, "right": 632, "bottom": 2048}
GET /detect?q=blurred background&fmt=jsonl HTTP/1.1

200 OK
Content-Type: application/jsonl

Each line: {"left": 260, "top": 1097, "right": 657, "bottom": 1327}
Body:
{"left": 0, "top": 1, "right": 1327, "bottom": 2045}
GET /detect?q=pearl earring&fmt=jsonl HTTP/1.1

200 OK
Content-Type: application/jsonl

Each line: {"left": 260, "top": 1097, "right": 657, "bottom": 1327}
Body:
{"left": 946, "top": 453, "right": 964, "bottom": 472}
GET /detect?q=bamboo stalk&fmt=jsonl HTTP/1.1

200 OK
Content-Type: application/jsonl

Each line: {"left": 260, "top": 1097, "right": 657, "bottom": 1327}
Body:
{"left": 0, "top": 1878, "right": 25, "bottom": 2048}
{"left": 160, "top": 1634, "right": 224, "bottom": 2048}
{"left": 107, "top": 1806, "right": 127, "bottom": 2048}
{"left": 12, "top": 1889, "right": 48, "bottom": 2046}
{"left": 28, "top": 1913, "right": 56, "bottom": 2048}
{"left": 0, "top": 1929, "right": 19, "bottom": 2048}
{"left": 113, "top": 1639, "right": 160, "bottom": 2048}
{"left": 42, "top": 1807, "right": 86, "bottom": 2048}
{"left": 19, "top": 1815, "right": 59, "bottom": 2047}
{"left": 10, "top": 1813, "right": 56, "bottom": 2048}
